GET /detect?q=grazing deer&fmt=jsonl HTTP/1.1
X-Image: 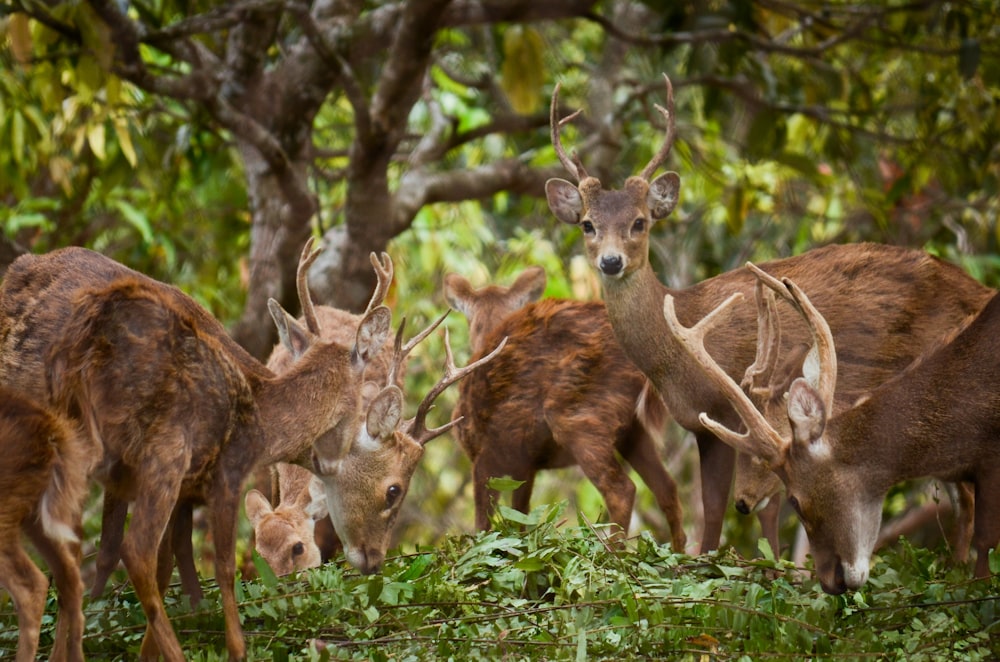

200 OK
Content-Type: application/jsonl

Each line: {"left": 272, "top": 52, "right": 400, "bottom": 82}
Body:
{"left": 0, "top": 242, "right": 392, "bottom": 661}
{"left": 663, "top": 265, "right": 999, "bottom": 594}
{"left": 544, "top": 73, "right": 994, "bottom": 553}
{"left": 444, "top": 266, "right": 686, "bottom": 550}
{"left": 0, "top": 389, "right": 92, "bottom": 662}
{"left": 244, "top": 249, "right": 402, "bottom": 575}
{"left": 245, "top": 463, "right": 329, "bottom": 576}
{"left": 312, "top": 313, "right": 507, "bottom": 574}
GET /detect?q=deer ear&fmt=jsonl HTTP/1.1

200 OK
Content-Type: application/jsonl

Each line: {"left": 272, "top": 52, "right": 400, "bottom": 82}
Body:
{"left": 244, "top": 489, "right": 274, "bottom": 527}
{"left": 545, "top": 178, "right": 584, "bottom": 224}
{"left": 302, "top": 476, "right": 329, "bottom": 520}
{"left": 648, "top": 171, "right": 681, "bottom": 219}
{"left": 366, "top": 386, "right": 404, "bottom": 441}
{"left": 353, "top": 305, "right": 392, "bottom": 367}
{"left": 443, "top": 274, "right": 475, "bottom": 318}
{"left": 269, "top": 299, "right": 312, "bottom": 359}
{"left": 510, "top": 266, "right": 547, "bottom": 306}
{"left": 786, "top": 378, "right": 827, "bottom": 447}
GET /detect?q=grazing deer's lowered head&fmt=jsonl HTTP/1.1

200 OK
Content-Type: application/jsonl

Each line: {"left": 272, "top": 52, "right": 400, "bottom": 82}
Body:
{"left": 665, "top": 264, "right": 999, "bottom": 594}
{"left": 312, "top": 314, "right": 507, "bottom": 574}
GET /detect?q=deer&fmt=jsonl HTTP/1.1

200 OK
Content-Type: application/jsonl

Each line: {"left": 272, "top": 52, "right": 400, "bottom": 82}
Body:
{"left": 243, "top": 248, "right": 403, "bottom": 576}
{"left": 245, "top": 462, "right": 329, "bottom": 576}
{"left": 662, "top": 263, "right": 999, "bottom": 594}
{"left": 443, "top": 266, "right": 687, "bottom": 551}
{"left": 0, "top": 388, "right": 93, "bottom": 662}
{"left": 0, "top": 241, "right": 393, "bottom": 661}
{"left": 544, "top": 73, "right": 995, "bottom": 554}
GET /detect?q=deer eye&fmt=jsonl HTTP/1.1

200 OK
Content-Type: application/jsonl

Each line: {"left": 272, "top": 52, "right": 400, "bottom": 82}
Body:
{"left": 632, "top": 217, "right": 646, "bottom": 233}
{"left": 581, "top": 220, "right": 596, "bottom": 235}
{"left": 291, "top": 542, "right": 305, "bottom": 558}
{"left": 788, "top": 495, "right": 802, "bottom": 517}
{"left": 386, "top": 484, "right": 402, "bottom": 508}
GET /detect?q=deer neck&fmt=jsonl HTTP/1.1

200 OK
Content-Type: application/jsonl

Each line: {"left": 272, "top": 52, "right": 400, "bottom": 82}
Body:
{"left": 600, "top": 265, "right": 716, "bottom": 430}
{"left": 254, "top": 351, "right": 355, "bottom": 467}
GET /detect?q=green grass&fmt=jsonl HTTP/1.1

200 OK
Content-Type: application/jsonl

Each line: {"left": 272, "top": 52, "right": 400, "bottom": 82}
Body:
{"left": 3, "top": 501, "right": 998, "bottom": 660}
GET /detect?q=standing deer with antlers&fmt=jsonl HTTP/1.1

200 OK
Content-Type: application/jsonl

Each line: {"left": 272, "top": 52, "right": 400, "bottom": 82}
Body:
{"left": 664, "top": 266, "right": 998, "bottom": 594}
{"left": 444, "top": 266, "right": 686, "bottom": 550}
{"left": 0, "top": 242, "right": 392, "bottom": 661}
{"left": 545, "top": 74, "right": 994, "bottom": 554}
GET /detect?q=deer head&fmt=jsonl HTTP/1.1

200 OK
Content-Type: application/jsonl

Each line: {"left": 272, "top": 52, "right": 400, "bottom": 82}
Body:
{"left": 244, "top": 467, "right": 326, "bottom": 576}
{"left": 313, "top": 315, "right": 507, "bottom": 574}
{"left": 443, "top": 266, "right": 546, "bottom": 355}
{"left": 545, "top": 74, "right": 682, "bottom": 281}
{"left": 662, "top": 264, "right": 886, "bottom": 594}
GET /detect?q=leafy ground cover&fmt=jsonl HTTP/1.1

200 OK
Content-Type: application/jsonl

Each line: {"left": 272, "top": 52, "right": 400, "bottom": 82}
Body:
{"left": 3, "top": 500, "right": 998, "bottom": 660}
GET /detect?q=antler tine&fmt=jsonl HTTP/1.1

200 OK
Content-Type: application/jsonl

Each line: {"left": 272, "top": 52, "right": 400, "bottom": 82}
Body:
{"left": 662, "top": 292, "right": 786, "bottom": 462}
{"left": 364, "top": 251, "right": 394, "bottom": 315}
{"left": 639, "top": 73, "right": 678, "bottom": 181}
{"left": 297, "top": 237, "right": 324, "bottom": 335}
{"left": 407, "top": 329, "right": 508, "bottom": 446}
{"left": 385, "top": 310, "right": 451, "bottom": 391}
{"left": 740, "top": 278, "right": 782, "bottom": 396}
{"left": 550, "top": 82, "right": 588, "bottom": 183}
{"left": 746, "top": 263, "right": 837, "bottom": 415}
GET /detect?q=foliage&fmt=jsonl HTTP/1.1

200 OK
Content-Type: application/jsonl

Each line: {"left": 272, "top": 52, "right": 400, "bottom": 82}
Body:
{"left": 3, "top": 500, "right": 997, "bottom": 660}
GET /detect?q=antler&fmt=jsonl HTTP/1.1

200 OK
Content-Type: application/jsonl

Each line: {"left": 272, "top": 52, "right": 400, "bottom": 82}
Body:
{"left": 638, "top": 73, "right": 678, "bottom": 181}
{"left": 662, "top": 292, "right": 786, "bottom": 464}
{"left": 740, "top": 278, "right": 781, "bottom": 397}
{"left": 745, "top": 263, "right": 837, "bottom": 416}
{"left": 296, "top": 237, "right": 324, "bottom": 335}
{"left": 405, "top": 327, "right": 507, "bottom": 446}
{"left": 365, "top": 252, "right": 394, "bottom": 315}
{"left": 385, "top": 311, "right": 450, "bottom": 391}
{"left": 549, "top": 82, "right": 588, "bottom": 183}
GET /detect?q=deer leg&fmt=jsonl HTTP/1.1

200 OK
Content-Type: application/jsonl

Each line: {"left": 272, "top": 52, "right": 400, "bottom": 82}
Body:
{"left": 472, "top": 455, "right": 534, "bottom": 530}
{"left": 696, "top": 432, "right": 736, "bottom": 553}
{"left": 621, "top": 424, "right": 687, "bottom": 552}
{"left": 25, "top": 525, "right": 85, "bottom": 662}
{"left": 207, "top": 484, "right": 247, "bottom": 661}
{"left": 117, "top": 463, "right": 187, "bottom": 662}
{"left": 0, "top": 540, "right": 48, "bottom": 662}
{"left": 170, "top": 501, "right": 204, "bottom": 604}
{"left": 949, "top": 481, "right": 975, "bottom": 565}
{"left": 972, "top": 478, "right": 998, "bottom": 579}
{"left": 91, "top": 493, "right": 128, "bottom": 598}
{"left": 756, "top": 497, "right": 782, "bottom": 558}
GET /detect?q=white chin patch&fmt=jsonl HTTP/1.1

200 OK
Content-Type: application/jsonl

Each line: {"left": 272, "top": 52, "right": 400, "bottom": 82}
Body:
{"left": 842, "top": 558, "right": 870, "bottom": 589}
{"left": 753, "top": 496, "right": 770, "bottom": 513}
{"left": 344, "top": 546, "right": 365, "bottom": 570}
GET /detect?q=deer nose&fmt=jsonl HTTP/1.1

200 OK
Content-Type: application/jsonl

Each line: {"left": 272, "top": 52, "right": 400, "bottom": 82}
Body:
{"left": 735, "top": 499, "right": 751, "bottom": 515}
{"left": 359, "top": 548, "right": 384, "bottom": 575}
{"left": 820, "top": 558, "right": 848, "bottom": 595}
{"left": 599, "top": 255, "right": 624, "bottom": 276}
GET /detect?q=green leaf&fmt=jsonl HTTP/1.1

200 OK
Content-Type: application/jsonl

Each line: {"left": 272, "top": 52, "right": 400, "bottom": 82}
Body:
{"left": 251, "top": 550, "right": 279, "bottom": 588}
{"left": 487, "top": 477, "right": 525, "bottom": 493}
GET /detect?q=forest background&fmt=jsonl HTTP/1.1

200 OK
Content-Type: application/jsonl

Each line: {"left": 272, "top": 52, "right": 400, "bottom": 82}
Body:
{"left": 0, "top": 0, "right": 999, "bottom": 658}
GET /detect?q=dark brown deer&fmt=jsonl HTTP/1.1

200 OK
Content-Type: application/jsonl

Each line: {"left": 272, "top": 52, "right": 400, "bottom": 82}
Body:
{"left": 545, "top": 74, "right": 994, "bottom": 553}
{"left": 0, "top": 243, "right": 392, "bottom": 661}
{"left": 0, "top": 388, "right": 92, "bottom": 662}
{"left": 444, "top": 266, "right": 686, "bottom": 550}
{"left": 663, "top": 265, "right": 999, "bottom": 594}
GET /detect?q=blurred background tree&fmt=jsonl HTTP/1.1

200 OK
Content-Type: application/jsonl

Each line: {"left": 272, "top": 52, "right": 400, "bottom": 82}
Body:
{"left": 2, "top": 0, "right": 998, "bottom": 563}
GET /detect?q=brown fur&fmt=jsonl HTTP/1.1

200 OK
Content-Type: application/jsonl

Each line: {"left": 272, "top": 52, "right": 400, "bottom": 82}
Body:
{"left": 0, "top": 388, "right": 92, "bottom": 662}
{"left": 546, "top": 80, "right": 993, "bottom": 553}
{"left": 445, "top": 267, "right": 686, "bottom": 550}
{"left": 0, "top": 246, "right": 390, "bottom": 661}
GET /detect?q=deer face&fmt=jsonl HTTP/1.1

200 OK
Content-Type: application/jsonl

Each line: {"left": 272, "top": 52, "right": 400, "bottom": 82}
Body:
{"left": 443, "top": 267, "right": 546, "bottom": 355}
{"left": 780, "top": 379, "right": 882, "bottom": 594}
{"left": 313, "top": 386, "right": 424, "bottom": 575}
{"left": 245, "top": 488, "right": 323, "bottom": 576}
{"left": 546, "top": 174, "right": 680, "bottom": 281}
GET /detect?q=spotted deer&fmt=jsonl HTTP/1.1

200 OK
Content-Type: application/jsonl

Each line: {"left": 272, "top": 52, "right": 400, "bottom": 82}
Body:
{"left": 545, "top": 73, "right": 994, "bottom": 553}
{"left": 444, "top": 266, "right": 686, "bottom": 550}
{"left": 663, "top": 265, "right": 998, "bottom": 594}
{"left": 0, "top": 389, "right": 92, "bottom": 662}
{"left": 0, "top": 242, "right": 393, "bottom": 661}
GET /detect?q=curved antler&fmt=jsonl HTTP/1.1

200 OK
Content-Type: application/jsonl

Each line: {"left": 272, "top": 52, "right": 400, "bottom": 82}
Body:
{"left": 638, "top": 73, "right": 678, "bottom": 181}
{"left": 745, "top": 263, "right": 837, "bottom": 416}
{"left": 365, "top": 252, "right": 394, "bottom": 315}
{"left": 740, "top": 278, "right": 781, "bottom": 396}
{"left": 549, "top": 82, "right": 588, "bottom": 183}
{"left": 296, "top": 237, "right": 324, "bottom": 335}
{"left": 662, "top": 292, "right": 786, "bottom": 464}
{"left": 405, "top": 328, "right": 507, "bottom": 446}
